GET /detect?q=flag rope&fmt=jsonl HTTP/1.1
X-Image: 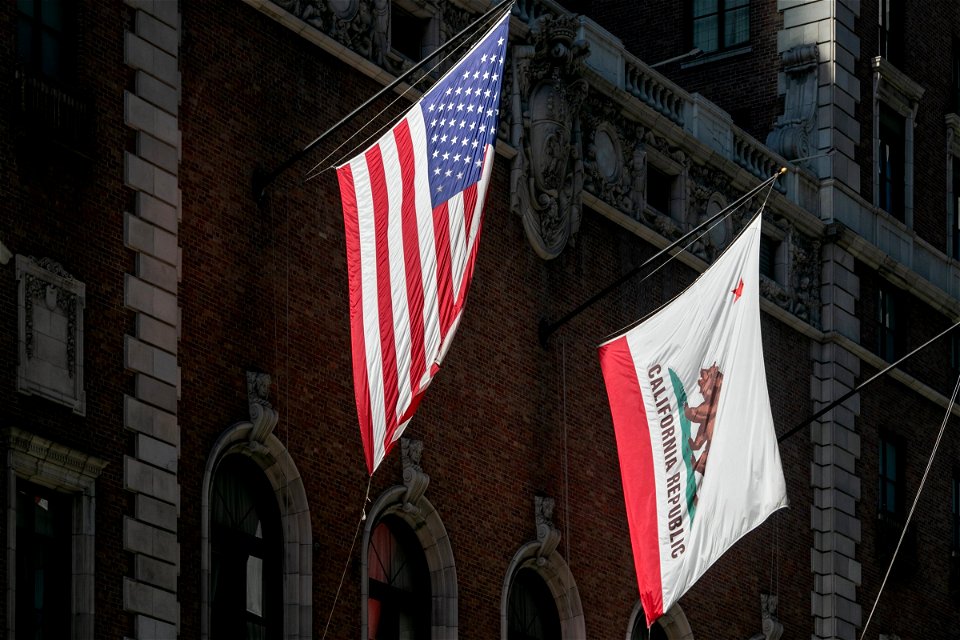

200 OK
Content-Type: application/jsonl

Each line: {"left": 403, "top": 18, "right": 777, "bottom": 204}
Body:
{"left": 600, "top": 175, "right": 779, "bottom": 343}
{"left": 321, "top": 476, "right": 373, "bottom": 640}
{"left": 560, "top": 335, "right": 571, "bottom": 566}
{"left": 303, "top": 22, "right": 490, "bottom": 181}
{"left": 540, "top": 169, "right": 786, "bottom": 347}
{"left": 253, "top": 0, "right": 515, "bottom": 200}
{"left": 859, "top": 367, "right": 960, "bottom": 639}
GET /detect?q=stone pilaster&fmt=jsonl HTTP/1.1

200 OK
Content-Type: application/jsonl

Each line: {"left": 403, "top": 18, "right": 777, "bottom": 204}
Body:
{"left": 811, "top": 242, "right": 861, "bottom": 640}
{"left": 122, "top": 1, "right": 181, "bottom": 637}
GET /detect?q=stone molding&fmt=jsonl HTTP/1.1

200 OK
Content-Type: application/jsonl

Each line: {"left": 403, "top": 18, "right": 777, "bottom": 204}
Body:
{"left": 362, "top": 485, "right": 458, "bottom": 638}
{"left": 4, "top": 427, "right": 107, "bottom": 640}
{"left": 123, "top": 0, "right": 181, "bottom": 635}
{"left": 200, "top": 422, "right": 313, "bottom": 640}
{"left": 500, "top": 537, "right": 585, "bottom": 639}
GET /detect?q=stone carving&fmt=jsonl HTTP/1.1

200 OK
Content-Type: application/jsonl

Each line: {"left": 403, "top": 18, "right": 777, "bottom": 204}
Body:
{"left": 534, "top": 495, "right": 560, "bottom": 565}
{"left": 766, "top": 44, "right": 819, "bottom": 164}
{"left": 401, "top": 437, "right": 429, "bottom": 512}
{"left": 17, "top": 255, "right": 85, "bottom": 414}
{"left": 510, "top": 14, "right": 589, "bottom": 259}
{"left": 748, "top": 593, "right": 784, "bottom": 640}
{"left": 247, "top": 371, "right": 279, "bottom": 447}
{"left": 371, "top": 0, "right": 390, "bottom": 65}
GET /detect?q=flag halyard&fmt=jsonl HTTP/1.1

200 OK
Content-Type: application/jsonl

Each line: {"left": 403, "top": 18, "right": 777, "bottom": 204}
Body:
{"left": 598, "top": 215, "right": 788, "bottom": 626}
{"left": 338, "top": 12, "right": 511, "bottom": 475}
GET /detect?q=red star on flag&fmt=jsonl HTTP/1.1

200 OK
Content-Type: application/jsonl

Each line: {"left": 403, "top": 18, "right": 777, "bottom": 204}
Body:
{"left": 732, "top": 278, "right": 744, "bottom": 301}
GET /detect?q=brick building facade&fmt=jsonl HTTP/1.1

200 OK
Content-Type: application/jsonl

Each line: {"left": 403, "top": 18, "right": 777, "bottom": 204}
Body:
{"left": 1, "top": 1, "right": 959, "bottom": 639}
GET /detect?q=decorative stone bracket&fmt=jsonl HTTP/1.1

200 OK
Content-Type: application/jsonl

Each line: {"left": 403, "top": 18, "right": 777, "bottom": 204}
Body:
{"left": 766, "top": 44, "right": 819, "bottom": 163}
{"left": 247, "top": 370, "right": 279, "bottom": 448}
{"left": 747, "top": 593, "right": 783, "bottom": 640}
{"left": 534, "top": 495, "right": 560, "bottom": 565}
{"left": 401, "top": 437, "right": 429, "bottom": 512}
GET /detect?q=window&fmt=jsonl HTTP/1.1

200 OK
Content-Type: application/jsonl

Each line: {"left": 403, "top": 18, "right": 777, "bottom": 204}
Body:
{"left": 647, "top": 165, "right": 673, "bottom": 215}
{"left": 211, "top": 455, "right": 282, "bottom": 640}
{"left": 4, "top": 428, "right": 106, "bottom": 640}
{"left": 953, "top": 474, "right": 960, "bottom": 553}
{"left": 953, "top": 39, "right": 960, "bottom": 113}
{"left": 367, "top": 516, "right": 431, "bottom": 640}
{"left": 952, "top": 159, "right": 960, "bottom": 260}
{"left": 878, "top": 104, "right": 905, "bottom": 222}
{"left": 15, "top": 480, "right": 71, "bottom": 640}
{"left": 691, "top": 0, "right": 749, "bottom": 54}
{"left": 631, "top": 614, "right": 668, "bottom": 640}
{"left": 391, "top": 4, "right": 431, "bottom": 62}
{"left": 876, "top": 284, "right": 898, "bottom": 361}
{"left": 507, "top": 568, "right": 561, "bottom": 640}
{"left": 759, "top": 234, "right": 779, "bottom": 280}
{"left": 878, "top": 0, "right": 904, "bottom": 65}
{"left": 16, "top": 0, "right": 74, "bottom": 83}
{"left": 878, "top": 436, "right": 901, "bottom": 520}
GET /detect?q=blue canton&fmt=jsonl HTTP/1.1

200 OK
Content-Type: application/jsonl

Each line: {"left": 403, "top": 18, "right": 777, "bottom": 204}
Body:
{"left": 420, "top": 18, "right": 509, "bottom": 209}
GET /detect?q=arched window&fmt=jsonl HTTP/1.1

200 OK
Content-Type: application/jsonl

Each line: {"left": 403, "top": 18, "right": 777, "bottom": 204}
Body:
{"left": 507, "top": 568, "right": 562, "bottom": 640}
{"left": 367, "top": 515, "right": 431, "bottom": 639}
{"left": 210, "top": 454, "right": 282, "bottom": 640}
{"left": 630, "top": 613, "right": 668, "bottom": 640}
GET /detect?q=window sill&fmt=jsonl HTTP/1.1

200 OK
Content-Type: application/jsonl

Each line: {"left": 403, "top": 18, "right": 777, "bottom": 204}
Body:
{"left": 681, "top": 45, "right": 752, "bottom": 69}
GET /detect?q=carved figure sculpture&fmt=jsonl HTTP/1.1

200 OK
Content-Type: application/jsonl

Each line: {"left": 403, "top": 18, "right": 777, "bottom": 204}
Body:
{"left": 685, "top": 363, "right": 723, "bottom": 477}
{"left": 247, "top": 370, "right": 279, "bottom": 446}
{"left": 510, "top": 14, "right": 589, "bottom": 259}
{"left": 534, "top": 495, "right": 560, "bottom": 565}
{"left": 401, "top": 438, "right": 429, "bottom": 512}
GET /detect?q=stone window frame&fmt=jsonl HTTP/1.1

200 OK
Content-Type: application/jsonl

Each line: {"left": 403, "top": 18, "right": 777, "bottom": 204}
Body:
{"left": 945, "top": 114, "right": 960, "bottom": 260}
{"left": 871, "top": 57, "right": 924, "bottom": 229}
{"left": 390, "top": 0, "right": 439, "bottom": 62}
{"left": 645, "top": 147, "right": 688, "bottom": 226}
{"left": 625, "top": 601, "right": 694, "bottom": 640}
{"left": 499, "top": 542, "right": 585, "bottom": 638}
{"left": 200, "top": 422, "right": 313, "bottom": 640}
{"left": 360, "top": 485, "right": 458, "bottom": 638}
{"left": 3, "top": 427, "right": 107, "bottom": 640}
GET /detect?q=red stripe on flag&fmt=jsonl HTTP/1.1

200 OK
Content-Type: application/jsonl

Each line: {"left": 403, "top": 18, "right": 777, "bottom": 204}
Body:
{"left": 337, "top": 164, "right": 375, "bottom": 475}
{"left": 365, "top": 146, "right": 401, "bottom": 451}
{"left": 393, "top": 121, "right": 428, "bottom": 394}
{"left": 432, "top": 201, "right": 456, "bottom": 339}
{"left": 598, "top": 336, "right": 663, "bottom": 624}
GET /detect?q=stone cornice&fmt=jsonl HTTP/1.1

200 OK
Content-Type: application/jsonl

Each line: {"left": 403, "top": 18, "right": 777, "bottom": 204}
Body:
{"left": 872, "top": 56, "right": 925, "bottom": 115}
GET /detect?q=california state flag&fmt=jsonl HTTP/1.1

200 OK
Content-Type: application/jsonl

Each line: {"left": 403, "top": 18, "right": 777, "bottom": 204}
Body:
{"left": 598, "top": 215, "right": 788, "bottom": 627}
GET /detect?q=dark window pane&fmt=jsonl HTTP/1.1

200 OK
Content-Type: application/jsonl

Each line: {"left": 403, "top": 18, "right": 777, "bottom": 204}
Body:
{"left": 692, "top": 0, "right": 717, "bottom": 18}
{"left": 693, "top": 16, "right": 718, "bottom": 52}
{"left": 17, "top": 0, "right": 34, "bottom": 16}
{"left": 508, "top": 569, "right": 561, "bottom": 640}
{"left": 391, "top": 5, "right": 429, "bottom": 62}
{"left": 367, "top": 517, "right": 430, "bottom": 640}
{"left": 17, "top": 19, "right": 35, "bottom": 63}
{"left": 42, "top": 0, "right": 64, "bottom": 30}
{"left": 725, "top": 6, "right": 749, "bottom": 47}
{"left": 647, "top": 165, "right": 673, "bottom": 215}
{"left": 16, "top": 479, "right": 71, "bottom": 640}
{"left": 759, "top": 235, "right": 778, "bottom": 280}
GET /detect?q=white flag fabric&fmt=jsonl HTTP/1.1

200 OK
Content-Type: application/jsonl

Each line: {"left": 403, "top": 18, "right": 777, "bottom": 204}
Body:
{"left": 337, "top": 12, "right": 510, "bottom": 475}
{"left": 598, "top": 215, "right": 788, "bottom": 626}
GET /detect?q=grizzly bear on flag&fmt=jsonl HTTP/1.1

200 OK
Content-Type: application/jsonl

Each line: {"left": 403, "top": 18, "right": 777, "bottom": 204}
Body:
{"left": 685, "top": 363, "right": 723, "bottom": 477}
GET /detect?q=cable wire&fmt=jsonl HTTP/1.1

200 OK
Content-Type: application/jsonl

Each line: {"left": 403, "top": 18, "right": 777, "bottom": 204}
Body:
{"left": 859, "top": 368, "right": 960, "bottom": 639}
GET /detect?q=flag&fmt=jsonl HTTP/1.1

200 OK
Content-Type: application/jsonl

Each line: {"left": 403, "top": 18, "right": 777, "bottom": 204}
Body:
{"left": 337, "top": 11, "right": 511, "bottom": 475}
{"left": 598, "top": 215, "right": 788, "bottom": 626}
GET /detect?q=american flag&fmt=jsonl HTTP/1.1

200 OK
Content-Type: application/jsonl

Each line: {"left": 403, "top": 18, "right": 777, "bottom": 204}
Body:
{"left": 337, "top": 11, "right": 510, "bottom": 474}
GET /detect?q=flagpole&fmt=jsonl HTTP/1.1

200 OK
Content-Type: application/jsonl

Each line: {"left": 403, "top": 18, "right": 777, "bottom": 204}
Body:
{"left": 251, "top": 0, "right": 515, "bottom": 202}
{"left": 538, "top": 168, "right": 786, "bottom": 347}
{"left": 777, "top": 318, "right": 960, "bottom": 443}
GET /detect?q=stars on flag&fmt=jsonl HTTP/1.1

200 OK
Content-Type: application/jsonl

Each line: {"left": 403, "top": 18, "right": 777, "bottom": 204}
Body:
{"left": 420, "top": 25, "right": 508, "bottom": 207}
